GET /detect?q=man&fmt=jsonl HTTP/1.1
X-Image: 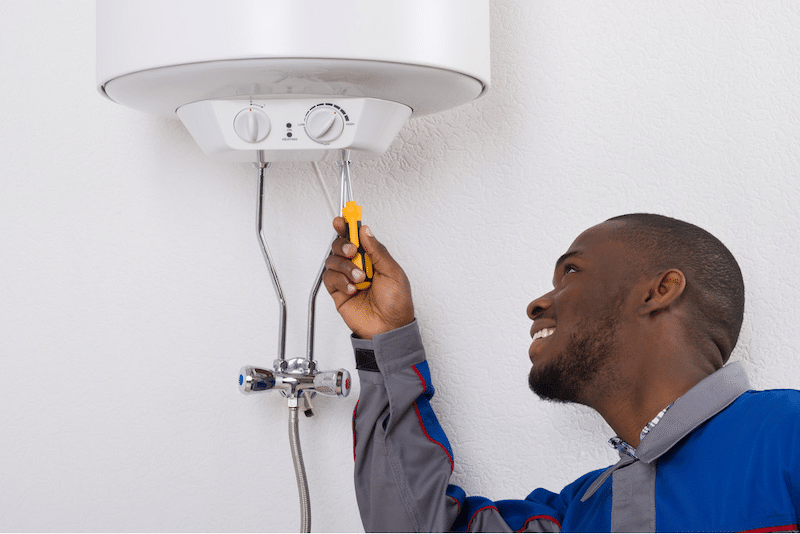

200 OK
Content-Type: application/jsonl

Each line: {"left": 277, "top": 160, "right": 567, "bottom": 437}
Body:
{"left": 323, "top": 213, "right": 800, "bottom": 532}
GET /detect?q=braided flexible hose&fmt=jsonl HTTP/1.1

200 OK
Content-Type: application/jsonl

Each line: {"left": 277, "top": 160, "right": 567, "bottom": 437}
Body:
{"left": 288, "top": 406, "right": 311, "bottom": 533}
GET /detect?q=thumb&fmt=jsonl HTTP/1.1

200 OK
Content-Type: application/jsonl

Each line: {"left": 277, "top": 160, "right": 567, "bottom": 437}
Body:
{"left": 359, "top": 225, "right": 398, "bottom": 276}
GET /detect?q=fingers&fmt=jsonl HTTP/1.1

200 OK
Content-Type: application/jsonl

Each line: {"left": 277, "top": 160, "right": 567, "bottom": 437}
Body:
{"left": 331, "top": 216, "right": 359, "bottom": 259}
{"left": 322, "top": 268, "right": 358, "bottom": 299}
{"left": 332, "top": 216, "right": 347, "bottom": 237}
{"left": 324, "top": 231, "right": 366, "bottom": 298}
{"left": 331, "top": 237, "right": 357, "bottom": 259}
{"left": 330, "top": 219, "right": 397, "bottom": 275}
{"left": 325, "top": 252, "right": 367, "bottom": 285}
{"left": 325, "top": 218, "right": 402, "bottom": 295}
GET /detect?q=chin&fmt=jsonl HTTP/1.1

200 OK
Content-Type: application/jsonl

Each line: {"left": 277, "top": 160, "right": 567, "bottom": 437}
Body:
{"left": 528, "top": 363, "right": 581, "bottom": 404}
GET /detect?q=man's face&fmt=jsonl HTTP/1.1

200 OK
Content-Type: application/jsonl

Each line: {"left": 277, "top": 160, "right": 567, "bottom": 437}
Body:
{"left": 526, "top": 222, "right": 634, "bottom": 404}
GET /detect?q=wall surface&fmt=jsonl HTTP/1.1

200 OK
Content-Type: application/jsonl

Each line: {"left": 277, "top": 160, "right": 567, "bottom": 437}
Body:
{"left": 2, "top": 1, "right": 799, "bottom": 532}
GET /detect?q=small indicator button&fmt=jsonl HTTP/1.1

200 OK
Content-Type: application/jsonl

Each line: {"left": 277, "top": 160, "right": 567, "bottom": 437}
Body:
{"left": 287, "top": 132, "right": 292, "bottom": 138}
{"left": 286, "top": 123, "right": 292, "bottom": 128}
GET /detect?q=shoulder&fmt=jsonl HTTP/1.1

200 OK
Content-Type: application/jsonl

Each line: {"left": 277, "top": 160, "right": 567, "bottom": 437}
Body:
{"left": 733, "top": 389, "right": 800, "bottom": 414}
{"left": 716, "top": 389, "right": 800, "bottom": 437}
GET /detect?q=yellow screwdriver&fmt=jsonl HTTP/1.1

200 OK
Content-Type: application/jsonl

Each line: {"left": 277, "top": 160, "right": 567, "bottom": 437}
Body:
{"left": 339, "top": 151, "right": 373, "bottom": 290}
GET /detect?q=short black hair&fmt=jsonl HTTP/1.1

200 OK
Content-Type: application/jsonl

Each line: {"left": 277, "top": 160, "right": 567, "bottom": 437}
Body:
{"left": 605, "top": 213, "right": 745, "bottom": 365}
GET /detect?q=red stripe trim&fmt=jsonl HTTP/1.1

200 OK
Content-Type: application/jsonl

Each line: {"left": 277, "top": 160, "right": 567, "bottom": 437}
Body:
{"left": 448, "top": 494, "right": 462, "bottom": 517}
{"left": 410, "top": 364, "right": 454, "bottom": 471}
{"left": 411, "top": 364, "right": 427, "bottom": 390}
{"left": 352, "top": 398, "right": 359, "bottom": 462}
{"left": 466, "top": 505, "right": 498, "bottom": 532}
{"left": 412, "top": 401, "right": 454, "bottom": 471}
{"left": 742, "top": 525, "right": 798, "bottom": 533}
{"left": 466, "top": 507, "right": 562, "bottom": 532}
{"left": 518, "top": 514, "right": 562, "bottom": 532}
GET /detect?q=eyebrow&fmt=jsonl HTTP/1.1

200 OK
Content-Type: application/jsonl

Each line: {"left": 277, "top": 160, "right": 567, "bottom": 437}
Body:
{"left": 555, "top": 250, "right": 582, "bottom": 271}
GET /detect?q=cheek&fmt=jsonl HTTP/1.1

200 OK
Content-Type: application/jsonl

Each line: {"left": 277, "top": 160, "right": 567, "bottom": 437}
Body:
{"left": 566, "top": 280, "right": 619, "bottom": 315}
{"left": 551, "top": 286, "right": 608, "bottom": 337}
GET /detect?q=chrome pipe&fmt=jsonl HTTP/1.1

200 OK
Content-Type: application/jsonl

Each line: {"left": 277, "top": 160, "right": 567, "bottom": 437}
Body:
{"left": 241, "top": 154, "right": 352, "bottom": 534}
{"left": 289, "top": 405, "right": 311, "bottom": 533}
{"left": 256, "top": 161, "right": 287, "bottom": 363}
{"left": 305, "top": 237, "right": 335, "bottom": 368}
{"left": 308, "top": 151, "right": 351, "bottom": 366}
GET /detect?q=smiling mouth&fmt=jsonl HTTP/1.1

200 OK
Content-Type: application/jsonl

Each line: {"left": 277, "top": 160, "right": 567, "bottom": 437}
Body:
{"left": 532, "top": 327, "right": 555, "bottom": 342}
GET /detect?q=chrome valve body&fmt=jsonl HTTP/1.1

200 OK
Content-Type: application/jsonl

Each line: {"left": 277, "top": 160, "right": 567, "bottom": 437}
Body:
{"left": 239, "top": 359, "right": 351, "bottom": 399}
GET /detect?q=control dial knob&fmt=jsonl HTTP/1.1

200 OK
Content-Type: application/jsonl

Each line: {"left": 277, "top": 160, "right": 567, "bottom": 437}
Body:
{"left": 233, "top": 108, "right": 271, "bottom": 143}
{"left": 304, "top": 106, "right": 345, "bottom": 144}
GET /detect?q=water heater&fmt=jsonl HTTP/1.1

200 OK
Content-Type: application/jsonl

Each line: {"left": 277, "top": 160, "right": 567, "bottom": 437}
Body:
{"left": 96, "top": 0, "right": 490, "bottom": 162}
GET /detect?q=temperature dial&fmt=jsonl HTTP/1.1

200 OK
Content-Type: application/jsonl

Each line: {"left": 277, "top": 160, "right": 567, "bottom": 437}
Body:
{"left": 233, "top": 108, "right": 271, "bottom": 143}
{"left": 304, "top": 106, "right": 345, "bottom": 144}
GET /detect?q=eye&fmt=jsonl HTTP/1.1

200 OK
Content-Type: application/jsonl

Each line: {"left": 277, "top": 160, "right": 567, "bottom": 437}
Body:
{"left": 552, "top": 262, "right": 580, "bottom": 289}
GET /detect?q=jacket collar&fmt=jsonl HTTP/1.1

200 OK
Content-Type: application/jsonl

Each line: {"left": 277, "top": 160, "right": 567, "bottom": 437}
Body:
{"left": 581, "top": 361, "right": 751, "bottom": 502}
{"left": 635, "top": 361, "right": 750, "bottom": 462}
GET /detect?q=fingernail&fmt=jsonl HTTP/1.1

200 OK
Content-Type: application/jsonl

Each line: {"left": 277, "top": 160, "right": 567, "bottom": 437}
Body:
{"left": 363, "top": 225, "right": 373, "bottom": 238}
{"left": 344, "top": 243, "right": 357, "bottom": 256}
{"left": 352, "top": 268, "right": 364, "bottom": 281}
{"left": 346, "top": 284, "right": 356, "bottom": 294}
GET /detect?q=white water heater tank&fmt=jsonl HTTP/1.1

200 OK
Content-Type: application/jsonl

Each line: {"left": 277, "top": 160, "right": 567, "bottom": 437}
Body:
{"left": 96, "top": 1, "right": 490, "bottom": 162}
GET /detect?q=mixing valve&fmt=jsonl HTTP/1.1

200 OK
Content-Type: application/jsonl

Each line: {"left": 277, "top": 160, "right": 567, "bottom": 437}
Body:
{"left": 238, "top": 150, "right": 353, "bottom": 409}
{"left": 239, "top": 361, "right": 351, "bottom": 400}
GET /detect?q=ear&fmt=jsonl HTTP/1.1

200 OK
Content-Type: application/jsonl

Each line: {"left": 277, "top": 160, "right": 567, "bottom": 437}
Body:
{"left": 639, "top": 269, "right": 686, "bottom": 317}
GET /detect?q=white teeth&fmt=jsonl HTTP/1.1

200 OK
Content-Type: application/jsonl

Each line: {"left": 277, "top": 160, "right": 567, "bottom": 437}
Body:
{"left": 532, "top": 327, "right": 555, "bottom": 342}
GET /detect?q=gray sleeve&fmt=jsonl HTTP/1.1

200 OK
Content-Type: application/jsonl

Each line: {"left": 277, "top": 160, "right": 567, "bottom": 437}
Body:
{"left": 350, "top": 321, "right": 564, "bottom": 533}
{"left": 351, "top": 320, "right": 461, "bottom": 532}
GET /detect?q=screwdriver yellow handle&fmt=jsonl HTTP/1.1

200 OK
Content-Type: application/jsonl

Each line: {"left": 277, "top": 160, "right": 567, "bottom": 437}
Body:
{"left": 342, "top": 200, "right": 373, "bottom": 290}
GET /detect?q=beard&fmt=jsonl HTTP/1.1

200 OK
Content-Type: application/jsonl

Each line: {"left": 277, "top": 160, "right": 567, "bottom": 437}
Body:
{"left": 528, "top": 301, "right": 622, "bottom": 405}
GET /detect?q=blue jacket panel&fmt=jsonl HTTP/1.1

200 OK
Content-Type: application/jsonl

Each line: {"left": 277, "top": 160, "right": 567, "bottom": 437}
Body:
{"left": 653, "top": 389, "right": 800, "bottom": 532}
{"left": 351, "top": 322, "right": 800, "bottom": 532}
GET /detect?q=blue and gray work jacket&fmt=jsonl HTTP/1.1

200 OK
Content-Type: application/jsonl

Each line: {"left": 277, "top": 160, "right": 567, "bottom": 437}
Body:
{"left": 351, "top": 321, "right": 800, "bottom": 532}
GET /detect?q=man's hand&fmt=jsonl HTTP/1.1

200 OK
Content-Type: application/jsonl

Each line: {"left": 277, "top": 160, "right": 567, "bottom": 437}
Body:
{"left": 323, "top": 217, "right": 414, "bottom": 339}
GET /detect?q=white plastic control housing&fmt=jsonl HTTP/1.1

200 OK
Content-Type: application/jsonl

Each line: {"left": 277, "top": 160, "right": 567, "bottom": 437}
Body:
{"left": 96, "top": 0, "right": 490, "bottom": 162}
{"left": 176, "top": 98, "right": 411, "bottom": 162}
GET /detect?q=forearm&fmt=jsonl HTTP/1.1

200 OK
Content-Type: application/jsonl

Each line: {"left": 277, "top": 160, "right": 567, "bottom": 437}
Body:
{"left": 350, "top": 321, "right": 564, "bottom": 533}
{"left": 351, "top": 321, "right": 460, "bottom": 532}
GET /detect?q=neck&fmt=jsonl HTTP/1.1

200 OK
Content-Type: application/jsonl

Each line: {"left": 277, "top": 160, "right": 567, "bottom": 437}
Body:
{"left": 588, "top": 349, "right": 716, "bottom": 448}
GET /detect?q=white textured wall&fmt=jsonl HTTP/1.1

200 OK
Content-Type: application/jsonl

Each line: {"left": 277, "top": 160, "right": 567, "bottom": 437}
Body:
{"left": 2, "top": 1, "right": 799, "bottom": 531}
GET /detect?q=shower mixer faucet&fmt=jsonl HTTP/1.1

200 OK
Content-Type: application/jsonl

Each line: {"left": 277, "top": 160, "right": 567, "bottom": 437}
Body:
{"left": 239, "top": 362, "right": 351, "bottom": 399}
{"left": 238, "top": 150, "right": 352, "bottom": 407}
{"left": 236, "top": 151, "right": 358, "bottom": 532}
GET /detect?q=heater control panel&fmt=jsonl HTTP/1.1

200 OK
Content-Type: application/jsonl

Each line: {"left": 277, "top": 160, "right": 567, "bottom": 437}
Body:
{"left": 176, "top": 97, "right": 411, "bottom": 162}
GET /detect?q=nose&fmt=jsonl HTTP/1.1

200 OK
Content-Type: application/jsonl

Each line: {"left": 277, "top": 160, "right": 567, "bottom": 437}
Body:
{"left": 527, "top": 291, "right": 554, "bottom": 320}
